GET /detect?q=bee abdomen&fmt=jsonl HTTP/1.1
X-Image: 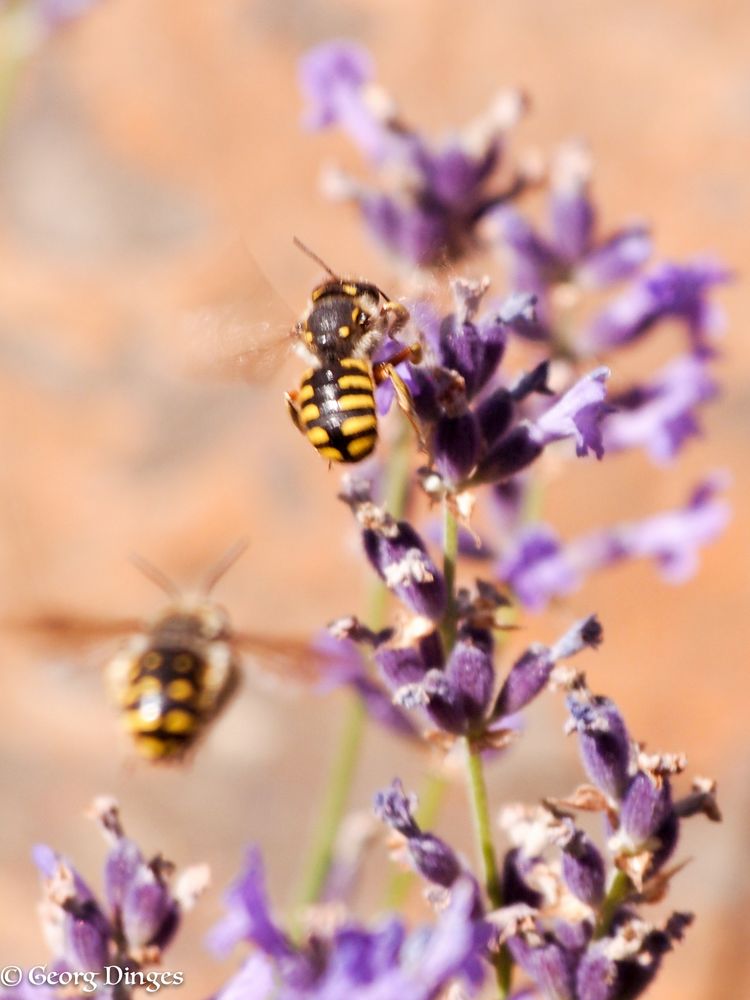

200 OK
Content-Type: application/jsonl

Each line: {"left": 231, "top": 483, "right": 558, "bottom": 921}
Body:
{"left": 123, "top": 646, "right": 204, "bottom": 761}
{"left": 299, "top": 359, "right": 378, "bottom": 463}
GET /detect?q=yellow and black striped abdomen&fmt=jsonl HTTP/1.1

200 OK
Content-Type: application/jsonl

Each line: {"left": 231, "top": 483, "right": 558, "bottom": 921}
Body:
{"left": 122, "top": 645, "right": 205, "bottom": 761}
{"left": 299, "top": 358, "right": 378, "bottom": 463}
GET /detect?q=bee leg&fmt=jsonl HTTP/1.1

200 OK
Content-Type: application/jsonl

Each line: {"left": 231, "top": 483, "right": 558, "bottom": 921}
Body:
{"left": 285, "top": 389, "right": 304, "bottom": 435}
{"left": 374, "top": 361, "right": 429, "bottom": 457}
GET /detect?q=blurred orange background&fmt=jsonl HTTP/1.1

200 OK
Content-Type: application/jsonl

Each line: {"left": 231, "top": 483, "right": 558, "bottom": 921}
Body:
{"left": 0, "top": 1, "right": 747, "bottom": 998}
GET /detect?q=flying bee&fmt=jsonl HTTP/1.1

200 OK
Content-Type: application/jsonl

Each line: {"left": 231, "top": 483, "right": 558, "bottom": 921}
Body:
{"left": 285, "top": 239, "right": 423, "bottom": 464}
{"left": 10, "top": 542, "right": 324, "bottom": 764}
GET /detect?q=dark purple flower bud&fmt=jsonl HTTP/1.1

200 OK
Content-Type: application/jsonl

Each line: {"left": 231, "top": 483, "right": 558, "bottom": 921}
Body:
{"left": 649, "top": 810, "right": 680, "bottom": 874}
{"left": 444, "top": 626, "right": 495, "bottom": 727}
{"left": 566, "top": 694, "right": 631, "bottom": 800}
{"left": 620, "top": 771, "right": 673, "bottom": 844}
{"left": 493, "top": 644, "right": 553, "bottom": 718}
{"left": 508, "top": 930, "right": 577, "bottom": 1000}
{"left": 561, "top": 831, "right": 605, "bottom": 905}
{"left": 374, "top": 780, "right": 462, "bottom": 889}
{"left": 435, "top": 278, "right": 508, "bottom": 398}
{"left": 476, "top": 386, "right": 514, "bottom": 445}
{"left": 474, "top": 422, "right": 544, "bottom": 484}
{"left": 533, "top": 367, "right": 610, "bottom": 458}
{"left": 511, "top": 360, "right": 553, "bottom": 401}
{"left": 422, "top": 669, "right": 470, "bottom": 734}
{"left": 552, "top": 615, "right": 603, "bottom": 659}
{"left": 582, "top": 259, "right": 730, "bottom": 353}
{"left": 501, "top": 847, "right": 544, "bottom": 908}
{"left": 348, "top": 501, "right": 445, "bottom": 620}
{"left": 433, "top": 410, "right": 482, "bottom": 484}
{"left": 375, "top": 626, "right": 443, "bottom": 688}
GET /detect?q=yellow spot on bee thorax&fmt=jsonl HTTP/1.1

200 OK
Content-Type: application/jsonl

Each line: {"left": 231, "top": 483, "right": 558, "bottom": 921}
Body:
{"left": 338, "top": 374, "right": 372, "bottom": 391}
{"left": 341, "top": 414, "right": 377, "bottom": 437}
{"left": 305, "top": 330, "right": 314, "bottom": 344}
{"left": 338, "top": 394, "right": 375, "bottom": 411}
{"left": 341, "top": 283, "right": 358, "bottom": 296}
{"left": 307, "top": 425, "right": 330, "bottom": 446}
{"left": 338, "top": 325, "right": 350, "bottom": 338}
{"left": 346, "top": 434, "right": 377, "bottom": 459}
{"left": 167, "top": 678, "right": 194, "bottom": 702}
{"left": 164, "top": 709, "right": 196, "bottom": 734}
{"left": 141, "top": 651, "right": 162, "bottom": 671}
{"left": 352, "top": 306, "right": 361, "bottom": 322}
{"left": 300, "top": 403, "right": 320, "bottom": 424}
{"left": 340, "top": 358, "right": 369, "bottom": 372}
{"left": 299, "top": 383, "right": 315, "bottom": 403}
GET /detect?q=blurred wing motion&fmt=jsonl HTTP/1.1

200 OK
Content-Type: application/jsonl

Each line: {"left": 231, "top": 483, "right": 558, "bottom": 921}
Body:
{"left": 232, "top": 631, "right": 329, "bottom": 685}
{"left": 180, "top": 238, "right": 299, "bottom": 383}
{"left": 3, "top": 611, "right": 144, "bottom": 649}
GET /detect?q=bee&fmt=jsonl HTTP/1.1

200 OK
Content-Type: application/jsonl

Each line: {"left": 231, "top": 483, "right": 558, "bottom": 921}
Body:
{"left": 11, "top": 542, "right": 323, "bottom": 764}
{"left": 285, "top": 240, "right": 423, "bottom": 464}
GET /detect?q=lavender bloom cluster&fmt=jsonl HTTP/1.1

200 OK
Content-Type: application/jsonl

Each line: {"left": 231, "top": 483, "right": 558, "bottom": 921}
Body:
{"left": 3, "top": 799, "right": 207, "bottom": 1000}
{"left": 7, "top": 33, "right": 728, "bottom": 1000}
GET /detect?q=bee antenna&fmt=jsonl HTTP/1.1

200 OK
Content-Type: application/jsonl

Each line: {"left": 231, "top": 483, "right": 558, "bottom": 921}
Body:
{"left": 202, "top": 538, "right": 250, "bottom": 595}
{"left": 129, "top": 554, "right": 182, "bottom": 599}
{"left": 292, "top": 237, "right": 338, "bottom": 279}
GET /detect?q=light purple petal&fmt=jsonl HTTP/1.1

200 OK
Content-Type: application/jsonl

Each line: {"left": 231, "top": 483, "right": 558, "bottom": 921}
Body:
{"left": 534, "top": 367, "right": 610, "bottom": 458}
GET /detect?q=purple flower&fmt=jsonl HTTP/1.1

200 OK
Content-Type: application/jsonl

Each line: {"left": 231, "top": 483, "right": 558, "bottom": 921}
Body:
{"left": 340, "top": 479, "right": 446, "bottom": 619}
{"left": 561, "top": 831, "right": 606, "bottom": 905}
{"left": 576, "top": 912, "right": 693, "bottom": 1000}
{"left": 374, "top": 780, "right": 463, "bottom": 890}
{"left": 35, "top": 0, "right": 103, "bottom": 30}
{"left": 602, "top": 352, "right": 719, "bottom": 463}
{"left": 498, "top": 477, "right": 729, "bottom": 608}
{"left": 317, "top": 630, "right": 420, "bottom": 741}
{"left": 533, "top": 367, "right": 610, "bottom": 458}
{"left": 211, "top": 847, "right": 492, "bottom": 999}
{"left": 493, "top": 615, "right": 602, "bottom": 718}
{"left": 566, "top": 693, "right": 632, "bottom": 800}
{"left": 300, "top": 41, "right": 528, "bottom": 267}
{"left": 582, "top": 259, "right": 730, "bottom": 353}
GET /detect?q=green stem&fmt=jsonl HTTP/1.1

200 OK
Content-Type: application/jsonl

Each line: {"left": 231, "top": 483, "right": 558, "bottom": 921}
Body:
{"left": 295, "top": 694, "right": 367, "bottom": 909}
{"left": 595, "top": 869, "right": 632, "bottom": 939}
{"left": 295, "top": 421, "right": 412, "bottom": 913}
{"left": 465, "top": 742, "right": 512, "bottom": 998}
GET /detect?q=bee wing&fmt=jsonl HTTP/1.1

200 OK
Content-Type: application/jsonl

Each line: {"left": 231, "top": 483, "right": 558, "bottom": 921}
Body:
{"left": 231, "top": 631, "right": 328, "bottom": 685}
{"left": 179, "top": 239, "right": 301, "bottom": 384}
{"left": 2, "top": 611, "right": 143, "bottom": 649}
